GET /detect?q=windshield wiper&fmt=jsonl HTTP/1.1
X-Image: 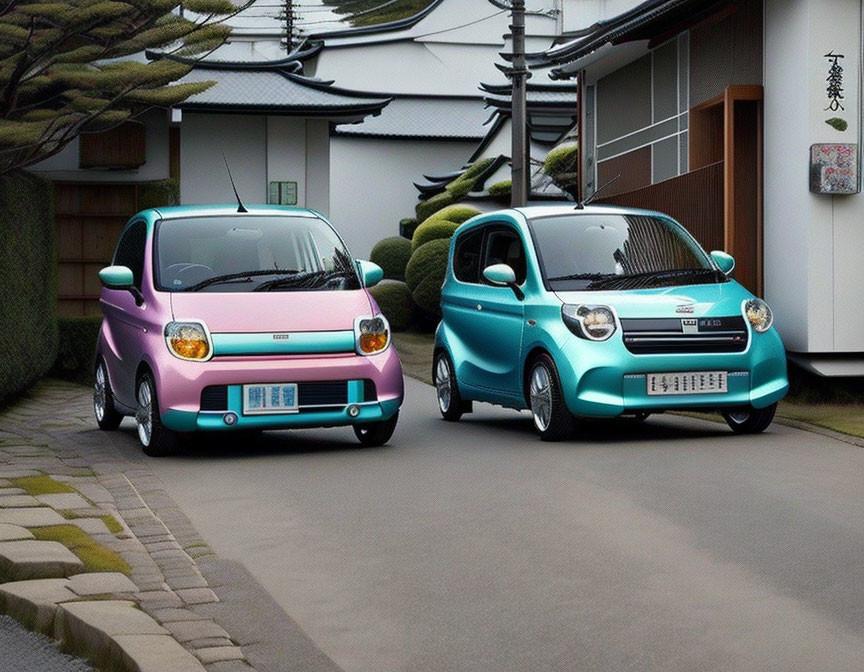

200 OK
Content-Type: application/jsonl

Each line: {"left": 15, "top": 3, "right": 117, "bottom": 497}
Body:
{"left": 587, "top": 268, "right": 725, "bottom": 291}
{"left": 182, "top": 269, "right": 300, "bottom": 292}
{"left": 547, "top": 272, "right": 615, "bottom": 282}
{"left": 254, "top": 269, "right": 354, "bottom": 292}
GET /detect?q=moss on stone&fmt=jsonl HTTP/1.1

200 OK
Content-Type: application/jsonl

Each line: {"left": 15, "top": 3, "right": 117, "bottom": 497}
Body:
{"left": 31, "top": 525, "right": 131, "bottom": 575}
{"left": 11, "top": 475, "right": 76, "bottom": 496}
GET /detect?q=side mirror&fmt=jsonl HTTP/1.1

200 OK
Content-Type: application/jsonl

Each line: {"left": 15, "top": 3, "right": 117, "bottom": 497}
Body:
{"left": 482, "top": 264, "right": 524, "bottom": 301}
{"left": 356, "top": 260, "right": 384, "bottom": 287}
{"left": 99, "top": 265, "right": 144, "bottom": 306}
{"left": 99, "top": 265, "right": 134, "bottom": 289}
{"left": 710, "top": 251, "right": 735, "bottom": 276}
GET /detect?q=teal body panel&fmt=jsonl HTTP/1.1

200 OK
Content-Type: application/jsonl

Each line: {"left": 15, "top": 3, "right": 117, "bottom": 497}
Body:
{"left": 436, "top": 207, "right": 790, "bottom": 418}
{"left": 211, "top": 331, "right": 355, "bottom": 356}
{"left": 161, "top": 381, "right": 399, "bottom": 432}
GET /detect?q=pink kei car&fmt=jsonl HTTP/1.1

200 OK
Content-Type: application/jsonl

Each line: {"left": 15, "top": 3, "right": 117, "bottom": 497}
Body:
{"left": 93, "top": 205, "right": 404, "bottom": 456}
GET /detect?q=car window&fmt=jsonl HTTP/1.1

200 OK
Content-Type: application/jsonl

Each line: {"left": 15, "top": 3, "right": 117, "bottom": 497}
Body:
{"left": 153, "top": 215, "right": 360, "bottom": 292}
{"left": 483, "top": 227, "right": 527, "bottom": 285}
{"left": 453, "top": 228, "right": 484, "bottom": 284}
{"left": 113, "top": 220, "right": 147, "bottom": 289}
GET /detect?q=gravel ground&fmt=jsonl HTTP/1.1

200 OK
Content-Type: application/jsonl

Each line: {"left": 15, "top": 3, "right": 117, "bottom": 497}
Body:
{"left": 0, "top": 615, "right": 94, "bottom": 672}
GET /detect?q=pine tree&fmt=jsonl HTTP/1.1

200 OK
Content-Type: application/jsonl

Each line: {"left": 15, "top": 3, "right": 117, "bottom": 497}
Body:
{"left": 0, "top": 0, "right": 247, "bottom": 173}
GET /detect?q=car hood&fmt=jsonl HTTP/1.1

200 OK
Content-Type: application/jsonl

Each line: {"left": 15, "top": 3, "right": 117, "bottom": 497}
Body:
{"left": 554, "top": 281, "right": 751, "bottom": 318}
{"left": 170, "top": 290, "right": 373, "bottom": 333}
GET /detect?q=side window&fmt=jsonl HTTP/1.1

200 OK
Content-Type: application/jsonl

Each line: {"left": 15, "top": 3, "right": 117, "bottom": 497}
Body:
{"left": 453, "top": 228, "right": 484, "bottom": 283}
{"left": 483, "top": 227, "right": 527, "bottom": 284}
{"left": 113, "top": 221, "right": 147, "bottom": 289}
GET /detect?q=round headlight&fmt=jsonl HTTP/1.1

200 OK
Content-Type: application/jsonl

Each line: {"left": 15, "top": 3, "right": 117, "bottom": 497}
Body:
{"left": 355, "top": 316, "right": 390, "bottom": 355}
{"left": 562, "top": 304, "right": 617, "bottom": 341}
{"left": 743, "top": 298, "right": 773, "bottom": 333}
{"left": 165, "top": 322, "right": 211, "bottom": 360}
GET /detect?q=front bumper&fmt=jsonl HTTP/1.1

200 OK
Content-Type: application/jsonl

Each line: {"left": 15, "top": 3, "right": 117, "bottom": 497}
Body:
{"left": 153, "top": 348, "right": 403, "bottom": 432}
{"left": 553, "top": 329, "right": 789, "bottom": 417}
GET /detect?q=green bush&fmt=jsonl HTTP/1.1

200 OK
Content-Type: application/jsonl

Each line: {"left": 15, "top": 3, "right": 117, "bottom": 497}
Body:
{"left": 0, "top": 171, "right": 58, "bottom": 406}
{"left": 137, "top": 178, "right": 180, "bottom": 211}
{"left": 488, "top": 180, "right": 511, "bottom": 200}
{"left": 405, "top": 238, "right": 450, "bottom": 317}
{"left": 416, "top": 191, "right": 456, "bottom": 223}
{"left": 424, "top": 204, "right": 480, "bottom": 225}
{"left": 370, "top": 236, "right": 412, "bottom": 281}
{"left": 369, "top": 280, "right": 416, "bottom": 332}
{"left": 411, "top": 219, "right": 460, "bottom": 252}
{"left": 542, "top": 144, "right": 579, "bottom": 177}
{"left": 52, "top": 316, "right": 103, "bottom": 385}
{"left": 415, "top": 158, "right": 494, "bottom": 221}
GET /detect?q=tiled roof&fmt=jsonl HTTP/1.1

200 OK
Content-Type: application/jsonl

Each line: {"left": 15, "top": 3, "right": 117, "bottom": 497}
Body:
{"left": 335, "top": 97, "right": 491, "bottom": 139}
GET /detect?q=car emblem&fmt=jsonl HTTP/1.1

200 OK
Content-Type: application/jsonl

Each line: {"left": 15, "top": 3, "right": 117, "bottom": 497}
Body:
{"left": 681, "top": 318, "right": 698, "bottom": 334}
{"left": 675, "top": 304, "right": 695, "bottom": 314}
{"left": 272, "top": 333, "right": 290, "bottom": 340}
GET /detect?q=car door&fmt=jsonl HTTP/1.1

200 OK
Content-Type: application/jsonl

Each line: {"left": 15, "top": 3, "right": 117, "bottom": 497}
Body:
{"left": 99, "top": 220, "right": 148, "bottom": 407}
{"left": 447, "top": 224, "right": 527, "bottom": 394}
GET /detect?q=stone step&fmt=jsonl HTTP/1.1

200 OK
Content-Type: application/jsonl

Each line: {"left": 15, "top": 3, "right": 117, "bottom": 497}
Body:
{"left": 0, "top": 540, "right": 84, "bottom": 582}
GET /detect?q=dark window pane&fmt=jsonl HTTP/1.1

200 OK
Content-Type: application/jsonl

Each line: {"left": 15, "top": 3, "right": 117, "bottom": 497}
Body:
{"left": 483, "top": 228, "right": 526, "bottom": 284}
{"left": 113, "top": 221, "right": 146, "bottom": 289}
{"left": 453, "top": 228, "right": 483, "bottom": 284}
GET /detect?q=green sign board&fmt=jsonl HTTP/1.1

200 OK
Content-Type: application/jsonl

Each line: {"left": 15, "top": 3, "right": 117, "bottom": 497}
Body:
{"left": 269, "top": 181, "right": 298, "bottom": 205}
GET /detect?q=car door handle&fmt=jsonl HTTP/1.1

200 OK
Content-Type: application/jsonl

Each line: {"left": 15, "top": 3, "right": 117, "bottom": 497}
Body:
{"left": 476, "top": 304, "right": 483, "bottom": 311}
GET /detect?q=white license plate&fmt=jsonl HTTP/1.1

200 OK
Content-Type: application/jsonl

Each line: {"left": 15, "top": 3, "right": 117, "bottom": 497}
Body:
{"left": 646, "top": 371, "right": 728, "bottom": 396}
{"left": 242, "top": 383, "right": 299, "bottom": 414}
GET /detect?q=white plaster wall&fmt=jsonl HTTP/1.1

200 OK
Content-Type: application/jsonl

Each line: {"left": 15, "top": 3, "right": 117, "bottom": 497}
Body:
{"left": 27, "top": 109, "right": 170, "bottom": 182}
{"left": 329, "top": 136, "right": 476, "bottom": 257}
{"left": 764, "top": 0, "right": 864, "bottom": 353}
{"left": 180, "top": 113, "right": 267, "bottom": 205}
{"left": 266, "top": 116, "right": 307, "bottom": 208}
{"left": 305, "top": 120, "right": 331, "bottom": 216}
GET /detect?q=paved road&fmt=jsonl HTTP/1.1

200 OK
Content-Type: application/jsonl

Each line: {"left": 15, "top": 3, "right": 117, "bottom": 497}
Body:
{"left": 0, "top": 615, "right": 94, "bottom": 672}
{"left": 113, "top": 378, "right": 864, "bottom": 672}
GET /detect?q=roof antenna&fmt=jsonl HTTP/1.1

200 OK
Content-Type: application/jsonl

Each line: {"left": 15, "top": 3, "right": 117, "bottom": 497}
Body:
{"left": 575, "top": 174, "right": 621, "bottom": 209}
{"left": 222, "top": 153, "right": 248, "bottom": 213}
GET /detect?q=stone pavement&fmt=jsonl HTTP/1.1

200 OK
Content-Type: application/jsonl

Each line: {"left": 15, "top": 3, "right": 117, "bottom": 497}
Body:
{"left": 0, "top": 380, "right": 342, "bottom": 672}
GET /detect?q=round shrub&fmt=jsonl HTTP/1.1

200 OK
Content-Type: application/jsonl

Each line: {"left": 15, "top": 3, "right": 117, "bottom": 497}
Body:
{"left": 411, "top": 218, "right": 459, "bottom": 252}
{"left": 425, "top": 204, "right": 480, "bottom": 225}
{"left": 369, "top": 280, "right": 416, "bottom": 332}
{"left": 370, "top": 236, "right": 412, "bottom": 281}
{"left": 488, "top": 180, "right": 511, "bottom": 201}
{"left": 405, "top": 238, "right": 450, "bottom": 317}
{"left": 416, "top": 191, "right": 455, "bottom": 222}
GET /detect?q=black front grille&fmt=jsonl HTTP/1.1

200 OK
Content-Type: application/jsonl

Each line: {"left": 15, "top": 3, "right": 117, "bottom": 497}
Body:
{"left": 363, "top": 379, "right": 377, "bottom": 402}
{"left": 297, "top": 381, "right": 348, "bottom": 406}
{"left": 200, "top": 385, "right": 228, "bottom": 411}
{"left": 621, "top": 316, "right": 748, "bottom": 354}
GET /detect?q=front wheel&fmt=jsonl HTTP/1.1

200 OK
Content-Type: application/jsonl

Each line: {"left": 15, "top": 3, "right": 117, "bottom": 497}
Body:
{"left": 354, "top": 411, "right": 399, "bottom": 447}
{"left": 722, "top": 403, "right": 777, "bottom": 434}
{"left": 136, "top": 373, "right": 179, "bottom": 457}
{"left": 528, "top": 354, "right": 576, "bottom": 441}
{"left": 94, "top": 360, "right": 123, "bottom": 430}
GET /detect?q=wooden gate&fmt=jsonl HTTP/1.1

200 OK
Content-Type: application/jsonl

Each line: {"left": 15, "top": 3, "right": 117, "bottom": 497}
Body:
{"left": 55, "top": 182, "right": 138, "bottom": 316}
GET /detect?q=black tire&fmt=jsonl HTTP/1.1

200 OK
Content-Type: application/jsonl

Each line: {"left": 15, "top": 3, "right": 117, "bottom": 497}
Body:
{"left": 94, "top": 360, "right": 123, "bottom": 431}
{"left": 354, "top": 411, "right": 399, "bottom": 447}
{"left": 527, "top": 354, "right": 577, "bottom": 441}
{"left": 433, "top": 351, "right": 472, "bottom": 421}
{"left": 136, "top": 373, "right": 179, "bottom": 457}
{"left": 625, "top": 412, "right": 651, "bottom": 423}
{"left": 722, "top": 402, "right": 777, "bottom": 434}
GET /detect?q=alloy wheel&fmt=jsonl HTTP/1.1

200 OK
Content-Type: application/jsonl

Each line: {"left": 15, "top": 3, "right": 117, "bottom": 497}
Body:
{"left": 529, "top": 364, "right": 552, "bottom": 432}
{"left": 94, "top": 365, "right": 107, "bottom": 422}
{"left": 136, "top": 380, "right": 153, "bottom": 447}
{"left": 435, "top": 357, "right": 452, "bottom": 413}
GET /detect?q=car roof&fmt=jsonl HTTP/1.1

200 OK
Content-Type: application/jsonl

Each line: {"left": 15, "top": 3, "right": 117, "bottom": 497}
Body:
{"left": 143, "top": 204, "right": 322, "bottom": 220}
{"left": 512, "top": 203, "right": 669, "bottom": 221}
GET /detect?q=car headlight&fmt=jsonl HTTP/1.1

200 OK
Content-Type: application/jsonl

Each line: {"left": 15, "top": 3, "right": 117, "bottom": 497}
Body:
{"left": 354, "top": 315, "right": 390, "bottom": 355}
{"left": 562, "top": 304, "right": 617, "bottom": 341}
{"left": 743, "top": 298, "right": 773, "bottom": 333}
{"left": 165, "top": 321, "right": 212, "bottom": 361}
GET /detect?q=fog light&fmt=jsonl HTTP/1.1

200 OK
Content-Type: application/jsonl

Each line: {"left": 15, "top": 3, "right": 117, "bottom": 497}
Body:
{"left": 347, "top": 404, "right": 360, "bottom": 418}
{"left": 223, "top": 412, "right": 238, "bottom": 426}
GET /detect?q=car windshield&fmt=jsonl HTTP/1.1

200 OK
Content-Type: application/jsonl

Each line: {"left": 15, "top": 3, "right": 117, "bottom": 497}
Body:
{"left": 154, "top": 215, "right": 360, "bottom": 292}
{"left": 529, "top": 213, "right": 725, "bottom": 291}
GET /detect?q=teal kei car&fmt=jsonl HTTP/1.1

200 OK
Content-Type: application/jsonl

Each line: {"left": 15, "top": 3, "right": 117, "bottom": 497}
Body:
{"left": 433, "top": 205, "right": 788, "bottom": 441}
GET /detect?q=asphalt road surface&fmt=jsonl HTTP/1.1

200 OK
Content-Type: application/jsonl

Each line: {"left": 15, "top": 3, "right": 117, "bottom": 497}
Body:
{"left": 117, "top": 378, "right": 864, "bottom": 672}
{"left": 0, "top": 615, "right": 94, "bottom": 672}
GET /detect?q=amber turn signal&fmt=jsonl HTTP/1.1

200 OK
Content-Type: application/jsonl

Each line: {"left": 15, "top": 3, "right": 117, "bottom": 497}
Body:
{"left": 355, "top": 316, "right": 390, "bottom": 355}
{"left": 164, "top": 322, "right": 212, "bottom": 361}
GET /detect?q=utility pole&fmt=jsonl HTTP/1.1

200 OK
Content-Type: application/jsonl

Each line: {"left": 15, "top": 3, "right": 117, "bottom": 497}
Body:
{"left": 282, "top": 0, "right": 296, "bottom": 53}
{"left": 510, "top": 0, "right": 529, "bottom": 207}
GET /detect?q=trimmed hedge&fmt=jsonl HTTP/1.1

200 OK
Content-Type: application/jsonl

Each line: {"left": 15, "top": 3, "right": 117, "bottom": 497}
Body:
{"left": 488, "top": 180, "right": 511, "bottom": 201}
{"left": 0, "top": 171, "right": 58, "bottom": 406}
{"left": 137, "top": 178, "right": 180, "bottom": 211}
{"left": 52, "top": 316, "right": 102, "bottom": 385}
{"left": 370, "top": 236, "right": 412, "bottom": 282}
{"left": 369, "top": 280, "right": 416, "bottom": 332}
{"left": 411, "top": 219, "right": 459, "bottom": 253}
{"left": 415, "top": 159, "right": 493, "bottom": 221}
{"left": 405, "top": 238, "right": 450, "bottom": 317}
{"left": 424, "top": 204, "right": 480, "bottom": 225}
{"left": 399, "top": 218, "right": 418, "bottom": 239}
{"left": 542, "top": 143, "right": 579, "bottom": 177}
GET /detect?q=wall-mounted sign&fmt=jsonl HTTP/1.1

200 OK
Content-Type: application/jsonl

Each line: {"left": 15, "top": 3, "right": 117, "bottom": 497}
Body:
{"left": 269, "top": 181, "right": 298, "bottom": 205}
{"left": 809, "top": 144, "right": 859, "bottom": 194}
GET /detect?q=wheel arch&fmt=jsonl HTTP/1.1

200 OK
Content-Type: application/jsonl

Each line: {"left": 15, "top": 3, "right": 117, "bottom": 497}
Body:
{"left": 522, "top": 346, "right": 552, "bottom": 406}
